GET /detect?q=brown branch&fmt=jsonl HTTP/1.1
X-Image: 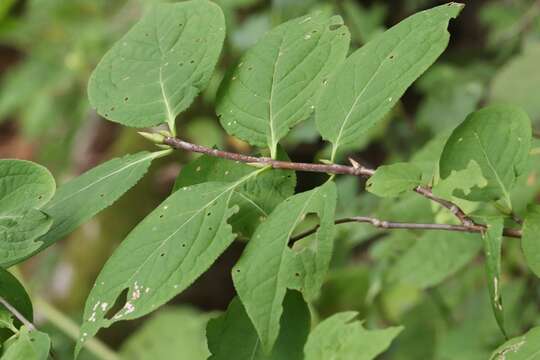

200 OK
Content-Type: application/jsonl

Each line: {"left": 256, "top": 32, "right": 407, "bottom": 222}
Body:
{"left": 291, "top": 216, "right": 521, "bottom": 242}
{"left": 163, "top": 136, "right": 522, "bottom": 239}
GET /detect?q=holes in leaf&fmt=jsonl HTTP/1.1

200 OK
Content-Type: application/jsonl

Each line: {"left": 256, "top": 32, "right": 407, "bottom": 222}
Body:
{"left": 160, "top": 253, "right": 165, "bottom": 257}
{"left": 179, "top": 62, "right": 184, "bottom": 67}
{"left": 190, "top": 60, "right": 195, "bottom": 64}
{"left": 105, "top": 288, "right": 129, "bottom": 320}
{"left": 110, "top": 107, "right": 115, "bottom": 111}
{"left": 289, "top": 212, "right": 320, "bottom": 249}
{"left": 159, "top": 214, "right": 164, "bottom": 219}
{"left": 389, "top": 55, "right": 395, "bottom": 60}
{"left": 38, "top": 195, "right": 43, "bottom": 200}
{"left": 99, "top": 194, "right": 105, "bottom": 198}
{"left": 124, "top": 97, "right": 129, "bottom": 102}
{"left": 294, "top": 272, "right": 300, "bottom": 277}
{"left": 181, "top": 243, "right": 186, "bottom": 248}
{"left": 329, "top": 24, "right": 341, "bottom": 31}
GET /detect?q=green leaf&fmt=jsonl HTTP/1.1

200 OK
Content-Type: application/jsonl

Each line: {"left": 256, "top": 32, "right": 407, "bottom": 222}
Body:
{"left": 0, "top": 268, "right": 33, "bottom": 342}
{"left": 88, "top": 0, "right": 225, "bottom": 130}
{"left": 1, "top": 151, "right": 160, "bottom": 268}
{"left": 174, "top": 153, "right": 295, "bottom": 237}
{"left": 77, "top": 170, "right": 264, "bottom": 355}
{"left": 217, "top": 12, "right": 350, "bottom": 158}
{"left": 120, "top": 307, "right": 212, "bottom": 360}
{"left": 303, "top": 312, "right": 402, "bottom": 360}
{"left": 388, "top": 231, "right": 481, "bottom": 289}
{"left": 207, "top": 291, "right": 310, "bottom": 360}
{"left": 490, "top": 42, "right": 540, "bottom": 123}
{"left": 439, "top": 105, "right": 531, "bottom": 208}
{"left": 366, "top": 162, "right": 422, "bottom": 198}
{"left": 432, "top": 160, "right": 487, "bottom": 200}
{"left": 490, "top": 326, "right": 540, "bottom": 360}
{"left": 316, "top": 3, "right": 463, "bottom": 160}
{"left": 521, "top": 205, "right": 540, "bottom": 277}
{"left": 482, "top": 217, "right": 506, "bottom": 338}
{"left": 233, "top": 181, "right": 336, "bottom": 352}
{"left": 0, "top": 160, "right": 55, "bottom": 214}
{"left": 1, "top": 326, "right": 50, "bottom": 360}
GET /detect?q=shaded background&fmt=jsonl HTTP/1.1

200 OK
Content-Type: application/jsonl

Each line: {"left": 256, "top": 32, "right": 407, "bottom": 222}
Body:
{"left": 1, "top": 0, "right": 540, "bottom": 359}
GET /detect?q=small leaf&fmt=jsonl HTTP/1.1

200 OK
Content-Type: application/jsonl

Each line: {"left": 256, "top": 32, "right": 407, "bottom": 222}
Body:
{"left": 388, "top": 231, "right": 481, "bottom": 289}
{"left": 439, "top": 105, "right": 531, "bottom": 208}
{"left": 120, "top": 307, "right": 212, "bottom": 360}
{"left": 316, "top": 3, "right": 463, "bottom": 160}
{"left": 432, "top": 160, "right": 487, "bottom": 200}
{"left": 482, "top": 217, "right": 506, "bottom": 338}
{"left": 1, "top": 151, "right": 160, "bottom": 267}
{"left": 366, "top": 162, "right": 422, "bottom": 198}
{"left": 521, "top": 205, "right": 540, "bottom": 277}
{"left": 233, "top": 181, "right": 336, "bottom": 352}
{"left": 490, "top": 326, "right": 540, "bottom": 360}
{"left": 77, "top": 170, "right": 263, "bottom": 355}
{"left": 1, "top": 326, "right": 50, "bottom": 360}
{"left": 0, "top": 268, "right": 33, "bottom": 342}
{"left": 303, "top": 312, "right": 402, "bottom": 360}
{"left": 88, "top": 0, "right": 225, "bottom": 129}
{"left": 207, "top": 291, "right": 310, "bottom": 360}
{"left": 217, "top": 12, "right": 350, "bottom": 158}
{"left": 174, "top": 153, "right": 296, "bottom": 237}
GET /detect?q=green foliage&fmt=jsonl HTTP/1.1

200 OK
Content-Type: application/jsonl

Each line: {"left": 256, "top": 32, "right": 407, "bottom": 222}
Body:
{"left": 217, "top": 12, "right": 350, "bottom": 158}
{"left": 521, "top": 205, "right": 540, "bottom": 277}
{"left": 233, "top": 181, "right": 336, "bottom": 352}
{"left": 490, "top": 326, "right": 540, "bottom": 360}
{"left": 1, "top": 326, "right": 50, "bottom": 360}
{"left": 303, "top": 312, "right": 402, "bottom": 360}
{"left": 432, "top": 160, "right": 487, "bottom": 201}
{"left": 207, "top": 291, "right": 310, "bottom": 360}
{"left": 88, "top": 0, "right": 225, "bottom": 130}
{"left": 0, "top": 268, "right": 33, "bottom": 344}
{"left": 440, "top": 105, "right": 531, "bottom": 208}
{"left": 366, "top": 162, "right": 422, "bottom": 198}
{"left": 316, "top": 3, "right": 463, "bottom": 160}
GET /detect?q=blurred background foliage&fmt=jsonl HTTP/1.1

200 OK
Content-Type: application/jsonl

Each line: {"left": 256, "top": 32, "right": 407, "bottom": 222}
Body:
{"left": 1, "top": 0, "right": 540, "bottom": 359}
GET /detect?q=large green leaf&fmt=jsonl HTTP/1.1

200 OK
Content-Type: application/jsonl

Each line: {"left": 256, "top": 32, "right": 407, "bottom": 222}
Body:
{"left": 120, "top": 307, "right": 212, "bottom": 360}
{"left": 432, "top": 160, "right": 487, "bottom": 201}
{"left": 366, "top": 162, "right": 422, "bottom": 198}
{"left": 1, "top": 151, "right": 160, "bottom": 267}
{"left": 490, "top": 326, "right": 540, "bottom": 360}
{"left": 233, "top": 181, "right": 336, "bottom": 352}
{"left": 439, "top": 105, "right": 531, "bottom": 207}
{"left": 482, "top": 217, "right": 506, "bottom": 338}
{"left": 522, "top": 205, "right": 540, "bottom": 277}
{"left": 388, "top": 231, "right": 481, "bottom": 289}
{"left": 207, "top": 291, "right": 310, "bottom": 360}
{"left": 77, "top": 170, "right": 264, "bottom": 355}
{"left": 303, "top": 312, "right": 402, "bottom": 360}
{"left": 217, "top": 12, "right": 350, "bottom": 158}
{"left": 0, "top": 160, "right": 55, "bottom": 214}
{"left": 316, "top": 3, "right": 463, "bottom": 160}
{"left": 174, "top": 154, "right": 295, "bottom": 237}
{"left": 88, "top": 0, "right": 225, "bottom": 129}
{"left": 0, "top": 160, "right": 55, "bottom": 266}
{"left": 1, "top": 326, "right": 50, "bottom": 360}
{"left": 0, "top": 268, "right": 33, "bottom": 344}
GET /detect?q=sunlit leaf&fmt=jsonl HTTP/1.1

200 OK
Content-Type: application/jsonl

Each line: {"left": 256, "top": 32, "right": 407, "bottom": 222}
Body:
{"left": 217, "top": 12, "right": 350, "bottom": 157}
{"left": 432, "top": 160, "right": 487, "bottom": 200}
{"left": 1, "top": 326, "right": 50, "bottom": 360}
{"left": 316, "top": 3, "right": 463, "bottom": 160}
{"left": 490, "top": 326, "right": 540, "bottom": 360}
{"left": 88, "top": 0, "right": 225, "bottom": 129}
{"left": 366, "top": 162, "right": 422, "bottom": 198}
{"left": 521, "top": 205, "right": 540, "bottom": 277}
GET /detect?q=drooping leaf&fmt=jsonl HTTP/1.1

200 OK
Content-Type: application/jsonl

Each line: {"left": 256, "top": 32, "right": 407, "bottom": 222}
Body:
{"left": 439, "top": 105, "right": 531, "bottom": 208}
{"left": 432, "top": 160, "right": 487, "bottom": 200}
{"left": 0, "top": 160, "right": 55, "bottom": 214}
{"left": 481, "top": 217, "right": 506, "bottom": 338}
{"left": 217, "top": 12, "right": 350, "bottom": 158}
{"left": 490, "top": 326, "right": 540, "bottom": 360}
{"left": 521, "top": 205, "right": 540, "bottom": 277}
{"left": 366, "top": 162, "right": 422, "bottom": 198}
{"left": 88, "top": 0, "right": 225, "bottom": 129}
{"left": 1, "top": 326, "right": 50, "bottom": 360}
{"left": 0, "top": 268, "right": 33, "bottom": 343}
{"left": 316, "top": 3, "right": 463, "bottom": 160}
{"left": 207, "top": 291, "right": 310, "bottom": 360}
{"left": 233, "top": 181, "right": 337, "bottom": 352}
{"left": 1, "top": 151, "right": 161, "bottom": 267}
{"left": 303, "top": 312, "right": 402, "bottom": 360}
{"left": 77, "top": 170, "right": 264, "bottom": 355}
{"left": 120, "top": 307, "right": 212, "bottom": 360}
{"left": 173, "top": 153, "right": 295, "bottom": 237}
{"left": 388, "top": 231, "right": 481, "bottom": 289}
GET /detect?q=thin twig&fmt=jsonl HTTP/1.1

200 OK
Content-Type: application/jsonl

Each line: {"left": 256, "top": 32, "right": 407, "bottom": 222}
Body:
{"left": 163, "top": 136, "right": 522, "bottom": 239}
{"left": 290, "top": 216, "right": 522, "bottom": 242}
{"left": 0, "top": 295, "right": 36, "bottom": 331}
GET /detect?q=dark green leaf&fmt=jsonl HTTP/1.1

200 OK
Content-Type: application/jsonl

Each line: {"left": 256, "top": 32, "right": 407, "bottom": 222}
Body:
{"left": 0, "top": 268, "right": 32, "bottom": 343}
{"left": 521, "top": 205, "right": 540, "bottom": 277}
{"left": 1, "top": 326, "right": 50, "bottom": 360}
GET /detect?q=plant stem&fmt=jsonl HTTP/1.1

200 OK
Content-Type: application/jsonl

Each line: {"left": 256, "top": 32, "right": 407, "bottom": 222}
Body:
{"left": 0, "top": 295, "right": 35, "bottom": 331}
{"left": 34, "top": 297, "right": 119, "bottom": 360}
{"left": 163, "top": 136, "right": 522, "bottom": 239}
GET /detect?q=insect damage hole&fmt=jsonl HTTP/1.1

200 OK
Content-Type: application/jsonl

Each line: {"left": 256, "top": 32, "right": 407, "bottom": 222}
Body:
{"left": 104, "top": 288, "right": 129, "bottom": 320}
{"left": 289, "top": 212, "right": 320, "bottom": 249}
